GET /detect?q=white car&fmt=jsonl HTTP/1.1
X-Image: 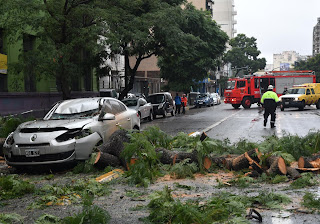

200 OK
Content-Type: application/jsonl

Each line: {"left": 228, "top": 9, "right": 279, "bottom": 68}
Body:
{"left": 210, "top": 93, "right": 221, "bottom": 105}
{"left": 3, "top": 97, "right": 140, "bottom": 167}
{"left": 122, "top": 97, "right": 153, "bottom": 121}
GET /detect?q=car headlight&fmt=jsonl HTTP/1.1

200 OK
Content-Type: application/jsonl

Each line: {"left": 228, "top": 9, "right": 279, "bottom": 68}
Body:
{"left": 294, "top": 97, "right": 299, "bottom": 101}
{"left": 5, "top": 132, "right": 14, "bottom": 145}
{"left": 56, "top": 129, "right": 92, "bottom": 142}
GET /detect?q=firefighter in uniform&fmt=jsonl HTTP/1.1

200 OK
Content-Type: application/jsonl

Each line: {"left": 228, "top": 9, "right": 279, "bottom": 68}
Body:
{"left": 261, "top": 85, "right": 279, "bottom": 128}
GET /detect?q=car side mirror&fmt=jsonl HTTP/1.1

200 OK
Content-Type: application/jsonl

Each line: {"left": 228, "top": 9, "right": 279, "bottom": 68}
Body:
{"left": 98, "top": 113, "right": 115, "bottom": 121}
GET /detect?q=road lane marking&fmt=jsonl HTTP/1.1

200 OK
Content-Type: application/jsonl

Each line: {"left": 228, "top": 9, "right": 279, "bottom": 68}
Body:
{"left": 201, "top": 110, "right": 242, "bottom": 133}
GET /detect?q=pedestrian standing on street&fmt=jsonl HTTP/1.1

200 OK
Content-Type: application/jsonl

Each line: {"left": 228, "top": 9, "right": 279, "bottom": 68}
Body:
{"left": 174, "top": 92, "right": 182, "bottom": 114}
{"left": 261, "top": 85, "right": 279, "bottom": 128}
{"left": 282, "top": 86, "right": 288, "bottom": 95}
{"left": 181, "top": 94, "right": 188, "bottom": 114}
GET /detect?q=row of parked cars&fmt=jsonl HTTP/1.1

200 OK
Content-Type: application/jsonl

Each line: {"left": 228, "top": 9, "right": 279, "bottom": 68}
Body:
{"left": 2, "top": 91, "right": 220, "bottom": 168}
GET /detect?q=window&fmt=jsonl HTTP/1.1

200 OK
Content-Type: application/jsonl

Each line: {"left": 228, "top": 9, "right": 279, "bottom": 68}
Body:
{"left": 109, "top": 99, "right": 126, "bottom": 115}
{"left": 306, "top": 89, "right": 311, "bottom": 95}
{"left": 139, "top": 98, "right": 146, "bottom": 106}
{"left": 254, "top": 78, "right": 259, "bottom": 89}
{"left": 311, "top": 88, "right": 315, "bottom": 94}
{"left": 23, "top": 34, "right": 35, "bottom": 52}
{"left": 23, "top": 34, "right": 36, "bottom": 92}
{"left": 237, "top": 80, "right": 246, "bottom": 88}
{"left": 0, "top": 28, "right": 4, "bottom": 54}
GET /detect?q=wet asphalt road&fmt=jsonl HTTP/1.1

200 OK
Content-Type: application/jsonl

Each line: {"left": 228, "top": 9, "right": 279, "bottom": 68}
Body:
{"left": 141, "top": 102, "right": 320, "bottom": 143}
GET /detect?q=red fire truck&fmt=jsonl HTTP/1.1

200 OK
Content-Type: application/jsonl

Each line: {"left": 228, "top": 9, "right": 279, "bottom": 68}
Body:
{"left": 224, "top": 70, "right": 316, "bottom": 109}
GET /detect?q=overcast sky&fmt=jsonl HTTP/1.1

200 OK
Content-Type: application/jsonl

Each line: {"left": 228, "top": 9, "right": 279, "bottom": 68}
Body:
{"left": 234, "top": 0, "right": 320, "bottom": 64}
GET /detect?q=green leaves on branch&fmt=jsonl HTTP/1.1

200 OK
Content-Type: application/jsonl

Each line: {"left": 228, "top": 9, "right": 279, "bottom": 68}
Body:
{"left": 224, "top": 33, "right": 266, "bottom": 76}
{"left": 146, "top": 187, "right": 290, "bottom": 223}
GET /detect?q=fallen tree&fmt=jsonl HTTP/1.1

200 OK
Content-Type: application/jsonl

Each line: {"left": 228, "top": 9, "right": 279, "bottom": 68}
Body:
{"left": 92, "top": 128, "right": 316, "bottom": 182}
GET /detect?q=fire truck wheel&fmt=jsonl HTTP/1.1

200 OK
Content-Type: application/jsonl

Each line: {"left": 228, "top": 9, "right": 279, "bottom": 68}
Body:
{"left": 232, "top": 104, "right": 240, "bottom": 109}
{"left": 241, "top": 97, "right": 252, "bottom": 109}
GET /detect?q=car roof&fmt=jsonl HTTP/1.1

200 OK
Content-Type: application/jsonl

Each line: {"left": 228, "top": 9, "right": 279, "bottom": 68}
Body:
{"left": 55, "top": 97, "right": 119, "bottom": 114}
{"left": 148, "top": 92, "right": 171, "bottom": 96}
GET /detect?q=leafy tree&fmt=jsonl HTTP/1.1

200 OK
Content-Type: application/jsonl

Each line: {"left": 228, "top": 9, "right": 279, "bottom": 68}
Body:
{"left": 224, "top": 33, "right": 266, "bottom": 76}
{"left": 1, "top": 0, "right": 229, "bottom": 99}
{"left": 294, "top": 54, "right": 320, "bottom": 82}
{"left": 158, "top": 4, "right": 228, "bottom": 92}
{"left": 103, "top": 0, "right": 187, "bottom": 99}
{"left": 0, "top": 0, "right": 108, "bottom": 99}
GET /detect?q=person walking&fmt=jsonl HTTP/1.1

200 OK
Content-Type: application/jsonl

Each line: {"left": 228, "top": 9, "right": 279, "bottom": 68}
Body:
{"left": 261, "top": 85, "right": 279, "bottom": 128}
{"left": 181, "top": 94, "right": 188, "bottom": 114}
{"left": 174, "top": 92, "right": 182, "bottom": 114}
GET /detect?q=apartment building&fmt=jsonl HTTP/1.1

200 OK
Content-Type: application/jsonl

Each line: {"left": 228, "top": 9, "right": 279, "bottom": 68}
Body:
{"left": 273, "top": 51, "right": 301, "bottom": 71}
{"left": 211, "top": 0, "right": 237, "bottom": 39}
{"left": 313, "top": 17, "right": 320, "bottom": 56}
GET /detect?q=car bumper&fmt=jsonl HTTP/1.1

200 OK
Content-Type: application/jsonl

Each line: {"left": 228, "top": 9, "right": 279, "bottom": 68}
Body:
{"left": 3, "top": 132, "right": 101, "bottom": 166}
{"left": 224, "top": 97, "right": 241, "bottom": 104}
{"left": 281, "top": 100, "right": 304, "bottom": 108}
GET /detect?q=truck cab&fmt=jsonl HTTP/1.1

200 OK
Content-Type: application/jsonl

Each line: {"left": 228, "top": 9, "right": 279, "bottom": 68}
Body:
{"left": 279, "top": 83, "right": 320, "bottom": 111}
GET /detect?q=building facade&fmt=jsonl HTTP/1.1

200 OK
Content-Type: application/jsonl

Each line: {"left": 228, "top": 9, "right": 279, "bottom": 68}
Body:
{"left": 0, "top": 30, "right": 98, "bottom": 116}
{"left": 211, "top": 0, "right": 237, "bottom": 39}
{"left": 313, "top": 17, "right": 320, "bottom": 56}
{"left": 273, "top": 51, "right": 301, "bottom": 71}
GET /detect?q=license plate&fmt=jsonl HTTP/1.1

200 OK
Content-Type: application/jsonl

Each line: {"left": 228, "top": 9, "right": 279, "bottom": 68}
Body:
{"left": 199, "top": 102, "right": 203, "bottom": 104}
{"left": 25, "top": 149, "right": 40, "bottom": 157}
{"left": 285, "top": 102, "right": 289, "bottom": 105}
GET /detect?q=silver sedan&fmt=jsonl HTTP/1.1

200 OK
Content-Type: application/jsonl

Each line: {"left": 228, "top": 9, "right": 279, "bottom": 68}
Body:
{"left": 3, "top": 97, "right": 140, "bottom": 167}
{"left": 122, "top": 97, "right": 153, "bottom": 121}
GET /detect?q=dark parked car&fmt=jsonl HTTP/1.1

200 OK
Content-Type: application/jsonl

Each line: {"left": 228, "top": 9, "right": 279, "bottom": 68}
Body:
{"left": 147, "top": 92, "right": 175, "bottom": 118}
{"left": 194, "top": 93, "right": 214, "bottom": 108}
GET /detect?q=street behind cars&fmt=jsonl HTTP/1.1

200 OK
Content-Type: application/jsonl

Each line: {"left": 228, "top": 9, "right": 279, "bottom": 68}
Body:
{"left": 3, "top": 97, "right": 140, "bottom": 168}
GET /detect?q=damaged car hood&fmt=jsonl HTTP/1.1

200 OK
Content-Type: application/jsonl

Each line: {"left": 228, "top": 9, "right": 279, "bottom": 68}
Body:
{"left": 18, "top": 119, "right": 94, "bottom": 131}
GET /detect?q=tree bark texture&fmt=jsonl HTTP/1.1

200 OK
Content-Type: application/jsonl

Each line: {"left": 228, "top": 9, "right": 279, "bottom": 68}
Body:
{"left": 298, "top": 154, "right": 320, "bottom": 168}
{"left": 286, "top": 167, "right": 301, "bottom": 179}
{"left": 96, "top": 129, "right": 130, "bottom": 168}
{"left": 155, "top": 147, "right": 198, "bottom": 164}
{"left": 94, "top": 151, "right": 121, "bottom": 169}
{"left": 231, "top": 148, "right": 261, "bottom": 171}
{"left": 266, "top": 156, "right": 287, "bottom": 175}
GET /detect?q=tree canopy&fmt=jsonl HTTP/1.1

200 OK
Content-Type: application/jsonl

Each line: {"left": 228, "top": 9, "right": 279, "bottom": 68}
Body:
{"left": 224, "top": 34, "right": 266, "bottom": 76}
{"left": 294, "top": 54, "right": 320, "bottom": 82}
{"left": 1, "top": 0, "right": 229, "bottom": 99}
{"left": 158, "top": 4, "right": 228, "bottom": 92}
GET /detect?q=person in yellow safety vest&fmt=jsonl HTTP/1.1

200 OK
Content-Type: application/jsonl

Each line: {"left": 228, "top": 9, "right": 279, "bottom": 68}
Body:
{"left": 261, "top": 85, "right": 279, "bottom": 128}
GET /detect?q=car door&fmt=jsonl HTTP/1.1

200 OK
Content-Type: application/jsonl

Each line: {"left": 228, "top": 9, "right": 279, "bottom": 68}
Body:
{"left": 98, "top": 99, "right": 118, "bottom": 142}
{"left": 310, "top": 88, "right": 315, "bottom": 104}
{"left": 109, "top": 99, "right": 132, "bottom": 130}
{"left": 306, "top": 88, "right": 312, "bottom": 104}
{"left": 138, "top": 98, "right": 148, "bottom": 119}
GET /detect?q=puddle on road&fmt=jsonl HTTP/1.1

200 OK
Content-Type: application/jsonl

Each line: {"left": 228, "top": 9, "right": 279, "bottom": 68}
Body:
{"left": 271, "top": 211, "right": 293, "bottom": 224}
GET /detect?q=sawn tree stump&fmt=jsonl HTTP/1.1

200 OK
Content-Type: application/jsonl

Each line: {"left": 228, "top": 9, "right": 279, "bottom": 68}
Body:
{"left": 96, "top": 129, "right": 130, "bottom": 168}
{"left": 231, "top": 148, "right": 261, "bottom": 171}
{"left": 266, "top": 156, "right": 287, "bottom": 175}
{"left": 298, "top": 154, "right": 320, "bottom": 168}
